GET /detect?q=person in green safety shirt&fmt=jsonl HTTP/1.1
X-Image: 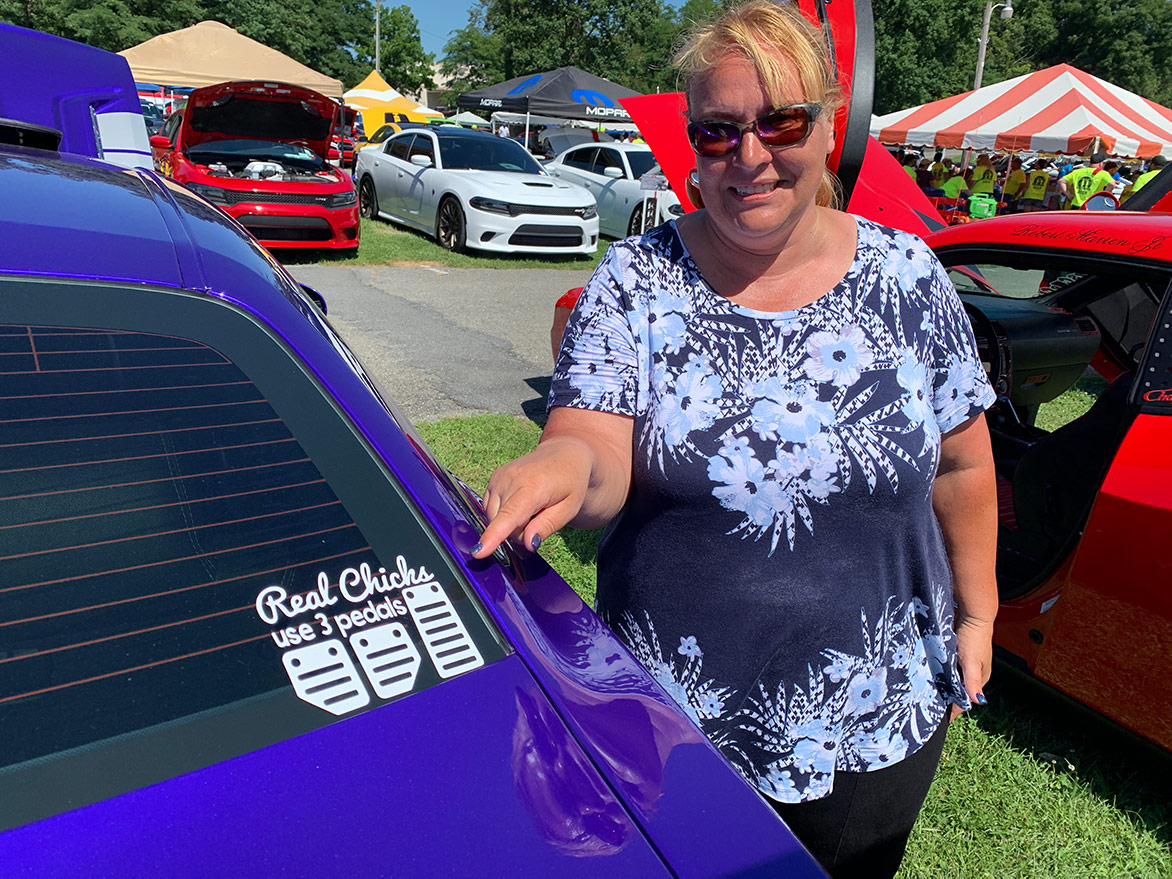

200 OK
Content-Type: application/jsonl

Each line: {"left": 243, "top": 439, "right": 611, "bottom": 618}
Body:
{"left": 1058, "top": 152, "right": 1116, "bottom": 209}
{"left": 930, "top": 151, "right": 947, "bottom": 187}
{"left": 1003, "top": 157, "right": 1027, "bottom": 213}
{"left": 1123, "top": 155, "right": 1167, "bottom": 202}
{"left": 900, "top": 150, "right": 917, "bottom": 180}
{"left": 1021, "top": 161, "right": 1052, "bottom": 211}
{"left": 940, "top": 165, "right": 970, "bottom": 200}
{"left": 970, "top": 154, "right": 997, "bottom": 196}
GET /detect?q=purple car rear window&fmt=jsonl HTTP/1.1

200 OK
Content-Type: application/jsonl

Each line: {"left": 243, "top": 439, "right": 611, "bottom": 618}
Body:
{"left": 0, "top": 293, "right": 507, "bottom": 829}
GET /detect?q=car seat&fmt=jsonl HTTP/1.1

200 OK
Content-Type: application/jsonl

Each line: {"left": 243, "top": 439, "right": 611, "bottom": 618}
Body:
{"left": 998, "top": 373, "right": 1135, "bottom": 590}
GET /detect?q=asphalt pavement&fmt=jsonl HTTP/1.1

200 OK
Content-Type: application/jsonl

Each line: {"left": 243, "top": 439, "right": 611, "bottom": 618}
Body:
{"left": 287, "top": 264, "right": 596, "bottom": 423}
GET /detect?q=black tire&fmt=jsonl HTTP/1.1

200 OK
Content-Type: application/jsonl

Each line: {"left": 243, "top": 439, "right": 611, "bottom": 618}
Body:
{"left": 436, "top": 196, "right": 466, "bottom": 252}
{"left": 627, "top": 204, "right": 645, "bottom": 237}
{"left": 359, "top": 176, "right": 378, "bottom": 220}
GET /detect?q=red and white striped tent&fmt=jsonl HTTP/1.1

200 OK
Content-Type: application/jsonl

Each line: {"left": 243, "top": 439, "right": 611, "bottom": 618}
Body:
{"left": 871, "top": 64, "right": 1172, "bottom": 159}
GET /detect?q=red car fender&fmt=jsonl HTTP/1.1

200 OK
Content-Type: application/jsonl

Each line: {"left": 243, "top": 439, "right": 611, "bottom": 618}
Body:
{"left": 1029, "top": 413, "right": 1172, "bottom": 750}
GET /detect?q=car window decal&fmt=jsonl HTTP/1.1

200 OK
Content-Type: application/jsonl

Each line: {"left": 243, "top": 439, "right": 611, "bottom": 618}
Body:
{"left": 257, "top": 555, "right": 485, "bottom": 715}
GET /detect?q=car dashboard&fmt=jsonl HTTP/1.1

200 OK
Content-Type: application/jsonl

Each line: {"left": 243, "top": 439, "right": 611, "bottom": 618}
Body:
{"left": 960, "top": 293, "right": 1101, "bottom": 409}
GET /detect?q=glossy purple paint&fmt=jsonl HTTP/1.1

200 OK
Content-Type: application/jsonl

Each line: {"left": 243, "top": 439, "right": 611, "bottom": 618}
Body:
{"left": 0, "top": 24, "right": 150, "bottom": 167}
{"left": 0, "top": 148, "right": 825, "bottom": 877}
{"left": 0, "top": 659, "right": 673, "bottom": 878}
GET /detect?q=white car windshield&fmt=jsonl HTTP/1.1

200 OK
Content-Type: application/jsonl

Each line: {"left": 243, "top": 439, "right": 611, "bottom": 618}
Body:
{"left": 439, "top": 137, "right": 544, "bottom": 174}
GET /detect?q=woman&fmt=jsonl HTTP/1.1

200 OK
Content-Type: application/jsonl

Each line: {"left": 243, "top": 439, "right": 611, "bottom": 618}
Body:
{"left": 474, "top": 3, "right": 998, "bottom": 877}
{"left": 970, "top": 153, "right": 999, "bottom": 198}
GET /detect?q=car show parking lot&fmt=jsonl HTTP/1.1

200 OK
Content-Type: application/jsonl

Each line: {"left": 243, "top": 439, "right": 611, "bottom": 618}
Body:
{"left": 5, "top": 8, "right": 1172, "bottom": 875}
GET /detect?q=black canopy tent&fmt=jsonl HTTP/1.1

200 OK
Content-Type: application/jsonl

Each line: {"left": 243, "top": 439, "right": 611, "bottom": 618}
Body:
{"left": 457, "top": 67, "right": 640, "bottom": 141}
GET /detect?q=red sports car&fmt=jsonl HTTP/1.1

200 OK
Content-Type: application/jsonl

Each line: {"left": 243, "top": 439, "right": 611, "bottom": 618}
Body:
{"left": 923, "top": 210, "right": 1172, "bottom": 754}
{"left": 150, "top": 81, "right": 359, "bottom": 252}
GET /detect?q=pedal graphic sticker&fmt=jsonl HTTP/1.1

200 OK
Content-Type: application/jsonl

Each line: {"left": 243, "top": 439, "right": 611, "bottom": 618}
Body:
{"left": 403, "top": 582, "right": 484, "bottom": 678}
{"left": 256, "top": 555, "right": 484, "bottom": 716}
{"left": 282, "top": 641, "right": 371, "bottom": 716}
{"left": 350, "top": 622, "right": 422, "bottom": 699}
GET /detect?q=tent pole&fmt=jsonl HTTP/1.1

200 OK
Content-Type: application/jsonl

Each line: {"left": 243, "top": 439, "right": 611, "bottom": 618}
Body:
{"left": 525, "top": 110, "right": 531, "bottom": 150}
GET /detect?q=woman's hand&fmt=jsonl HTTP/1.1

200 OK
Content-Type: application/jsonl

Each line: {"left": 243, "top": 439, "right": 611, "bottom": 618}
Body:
{"left": 952, "top": 613, "right": 995, "bottom": 721}
{"left": 472, "top": 407, "right": 634, "bottom": 559}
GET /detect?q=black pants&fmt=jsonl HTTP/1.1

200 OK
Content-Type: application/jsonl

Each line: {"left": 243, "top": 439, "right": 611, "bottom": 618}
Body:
{"left": 770, "top": 717, "right": 949, "bottom": 879}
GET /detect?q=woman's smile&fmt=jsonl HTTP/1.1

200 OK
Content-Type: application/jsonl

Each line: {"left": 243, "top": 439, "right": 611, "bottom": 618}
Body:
{"left": 731, "top": 180, "right": 785, "bottom": 197}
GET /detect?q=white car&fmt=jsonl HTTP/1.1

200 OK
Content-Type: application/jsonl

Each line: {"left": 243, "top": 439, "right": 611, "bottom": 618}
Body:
{"left": 545, "top": 142, "right": 683, "bottom": 238}
{"left": 355, "top": 128, "right": 599, "bottom": 254}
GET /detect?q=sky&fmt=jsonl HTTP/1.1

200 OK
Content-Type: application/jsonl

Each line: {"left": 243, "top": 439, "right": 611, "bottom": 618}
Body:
{"left": 406, "top": 0, "right": 684, "bottom": 60}
{"left": 409, "top": 0, "right": 470, "bottom": 57}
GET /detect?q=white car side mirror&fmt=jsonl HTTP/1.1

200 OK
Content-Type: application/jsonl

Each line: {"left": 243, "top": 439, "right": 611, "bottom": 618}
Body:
{"left": 602, "top": 166, "right": 623, "bottom": 179}
{"left": 410, "top": 154, "right": 433, "bottom": 168}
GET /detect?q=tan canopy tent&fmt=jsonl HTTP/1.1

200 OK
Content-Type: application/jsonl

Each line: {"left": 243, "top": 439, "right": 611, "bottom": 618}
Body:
{"left": 119, "top": 21, "right": 343, "bottom": 99}
{"left": 343, "top": 70, "right": 441, "bottom": 133}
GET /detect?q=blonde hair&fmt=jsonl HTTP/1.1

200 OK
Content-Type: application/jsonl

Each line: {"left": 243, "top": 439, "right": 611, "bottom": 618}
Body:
{"left": 674, "top": 0, "right": 843, "bottom": 208}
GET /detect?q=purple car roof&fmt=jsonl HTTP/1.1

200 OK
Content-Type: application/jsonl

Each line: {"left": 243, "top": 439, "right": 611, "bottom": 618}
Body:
{"left": 0, "top": 146, "right": 824, "bottom": 877}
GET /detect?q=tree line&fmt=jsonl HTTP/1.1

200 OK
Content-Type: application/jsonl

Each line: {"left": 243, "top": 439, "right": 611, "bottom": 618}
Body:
{"left": 4, "top": 0, "right": 1171, "bottom": 113}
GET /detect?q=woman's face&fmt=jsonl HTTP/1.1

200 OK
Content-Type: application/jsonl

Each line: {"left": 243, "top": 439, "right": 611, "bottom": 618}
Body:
{"left": 688, "top": 51, "right": 834, "bottom": 254}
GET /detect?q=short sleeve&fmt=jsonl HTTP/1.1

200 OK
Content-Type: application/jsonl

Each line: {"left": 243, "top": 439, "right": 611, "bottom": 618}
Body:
{"left": 548, "top": 244, "right": 640, "bottom": 416}
{"left": 927, "top": 257, "right": 997, "bottom": 434}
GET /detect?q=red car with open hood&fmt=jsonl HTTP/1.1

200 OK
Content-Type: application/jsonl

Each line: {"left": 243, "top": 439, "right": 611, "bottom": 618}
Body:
{"left": 150, "top": 81, "right": 359, "bottom": 252}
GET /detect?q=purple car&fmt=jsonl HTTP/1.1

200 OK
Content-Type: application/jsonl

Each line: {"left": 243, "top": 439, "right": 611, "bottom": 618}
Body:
{"left": 0, "top": 143, "right": 824, "bottom": 876}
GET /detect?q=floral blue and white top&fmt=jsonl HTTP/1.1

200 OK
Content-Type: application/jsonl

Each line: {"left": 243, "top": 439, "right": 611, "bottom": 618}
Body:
{"left": 549, "top": 217, "right": 996, "bottom": 803}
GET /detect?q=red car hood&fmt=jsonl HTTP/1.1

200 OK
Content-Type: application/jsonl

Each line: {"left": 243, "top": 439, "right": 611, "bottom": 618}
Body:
{"left": 183, "top": 81, "right": 337, "bottom": 159}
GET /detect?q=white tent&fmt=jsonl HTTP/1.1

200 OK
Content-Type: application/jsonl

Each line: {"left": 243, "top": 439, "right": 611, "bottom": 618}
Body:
{"left": 446, "top": 110, "right": 491, "bottom": 126}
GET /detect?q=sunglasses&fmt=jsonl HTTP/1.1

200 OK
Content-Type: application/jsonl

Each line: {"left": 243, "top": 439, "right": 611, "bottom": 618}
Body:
{"left": 687, "top": 103, "right": 823, "bottom": 158}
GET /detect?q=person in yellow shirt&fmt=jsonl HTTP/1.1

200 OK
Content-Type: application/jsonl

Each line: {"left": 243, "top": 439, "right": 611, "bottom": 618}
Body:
{"left": 1123, "top": 154, "right": 1167, "bottom": 202}
{"left": 1058, "top": 152, "right": 1116, "bottom": 208}
{"left": 1003, "top": 157, "right": 1028, "bottom": 212}
{"left": 1021, "top": 161, "right": 1052, "bottom": 211}
{"left": 970, "top": 153, "right": 998, "bottom": 195}
{"left": 930, "top": 151, "right": 947, "bottom": 187}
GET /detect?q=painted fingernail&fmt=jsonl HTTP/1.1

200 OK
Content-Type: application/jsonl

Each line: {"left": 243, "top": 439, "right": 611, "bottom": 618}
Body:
{"left": 472, "top": 542, "right": 483, "bottom": 555}
{"left": 531, "top": 534, "right": 543, "bottom": 551}
{"left": 975, "top": 693, "right": 987, "bottom": 705}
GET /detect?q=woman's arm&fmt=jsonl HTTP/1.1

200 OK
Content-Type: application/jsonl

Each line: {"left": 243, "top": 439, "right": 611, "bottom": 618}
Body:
{"left": 472, "top": 406, "right": 634, "bottom": 558}
{"left": 934, "top": 413, "right": 999, "bottom": 717}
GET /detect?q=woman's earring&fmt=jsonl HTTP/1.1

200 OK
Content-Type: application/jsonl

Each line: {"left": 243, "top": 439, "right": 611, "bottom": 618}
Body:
{"left": 685, "top": 168, "right": 704, "bottom": 209}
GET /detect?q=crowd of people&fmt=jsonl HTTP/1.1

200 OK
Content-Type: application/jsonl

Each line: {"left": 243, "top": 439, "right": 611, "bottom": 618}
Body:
{"left": 896, "top": 147, "right": 1168, "bottom": 214}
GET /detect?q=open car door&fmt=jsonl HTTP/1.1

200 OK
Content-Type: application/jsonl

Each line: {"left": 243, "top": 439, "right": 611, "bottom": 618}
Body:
{"left": 923, "top": 212, "right": 1172, "bottom": 753}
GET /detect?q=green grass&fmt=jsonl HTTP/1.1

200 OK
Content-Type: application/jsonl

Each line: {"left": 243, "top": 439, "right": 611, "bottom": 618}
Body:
{"left": 280, "top": 218, "right": 607, "bottom": 272}
{"left": 1035, "top": 374, "right": 1109, "bottom": 432}
{"left": 415, "top": 406, "right": 1172, "bottom": 878}
{"left": 416, "top": 414, "right": 600, "bottom": 602}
